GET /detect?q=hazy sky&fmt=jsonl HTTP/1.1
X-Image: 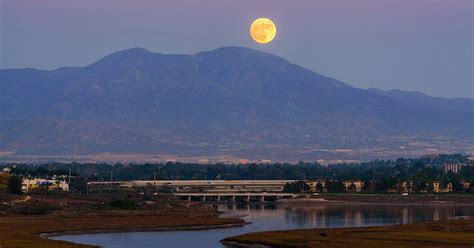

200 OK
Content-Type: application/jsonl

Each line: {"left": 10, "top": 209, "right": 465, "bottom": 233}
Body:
{"left": 1, "top": 0, "right": 472, "bottom": 98}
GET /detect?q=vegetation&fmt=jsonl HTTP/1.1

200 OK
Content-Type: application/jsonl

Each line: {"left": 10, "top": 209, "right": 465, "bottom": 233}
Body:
{"left": 0, "top": 193, "right": 243, "bottom": 248}
{"left": 7, "top": 175, "right": 22, "bottom": 195}
{"left": 13, "top": 200, "right": 60, "bottom": 215}
{"left": 222, "top": 218, "right": 474, "bottom": 248}
{"left": 0, "top": 174, "right": 9, "bottom": 192}
{"left": 108, "top": 197, "right": 135, "bottom": 210}
{"left": 283, "top": 181, "right": 310, "bottom": 193}
{"left": 326, "top": 180, "right": 345, "bottom": 193}
{"left": 2, "top": 154, "right": 473, "bottom": 193}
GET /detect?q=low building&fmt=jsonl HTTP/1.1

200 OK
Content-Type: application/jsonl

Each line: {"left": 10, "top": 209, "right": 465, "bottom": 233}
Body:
{"left": 432, "top": 182, "right": 453, "bottom": 193}
{"left": 400, "top": 181, "right": 415, "bottom": 193}
{"left": 443, "top": 163, "right": 464, "bottom": 174}
{"left": 308, "top": 180, "right": 327, "bottom": 193}
{"left": 460, "top": 180, "right": 472, "bottom": 191}
{"left": 433, "top": 182, "right": 441, "bottom": 193}
{"left": 22, "top": 178, "right": 69, "bottom": 193}
{"left": 444, "top": 182, "right": 453, "bottom": 193}
{"left": 343, "top": 180, "right": 364, "bottom": 192}
{"left": 1, "top": 167, "right": 11, "bottom": 174}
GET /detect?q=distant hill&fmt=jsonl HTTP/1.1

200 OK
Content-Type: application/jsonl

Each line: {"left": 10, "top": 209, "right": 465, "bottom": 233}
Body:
{"left": 0, "top": 47, "right": 472, "bottom": 161}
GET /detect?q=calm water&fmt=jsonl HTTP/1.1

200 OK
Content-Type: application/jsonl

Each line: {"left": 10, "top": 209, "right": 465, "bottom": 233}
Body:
{"left": 51, "top": 203, "right": 474, "bottom": 248}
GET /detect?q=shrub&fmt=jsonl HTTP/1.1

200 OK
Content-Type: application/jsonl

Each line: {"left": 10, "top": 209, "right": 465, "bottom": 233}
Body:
{"left": 109, "top": 197, "right": 135, "bottom": 210}
{"left": 7, "top": 176, "right": 22, "bottom": 195}
{"left": 14, "top": 201, "right": 59, "bottom": 215}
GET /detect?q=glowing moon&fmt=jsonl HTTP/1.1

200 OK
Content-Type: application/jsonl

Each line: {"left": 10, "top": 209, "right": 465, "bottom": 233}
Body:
{"left": 250, "top": 18, "right": 277, "bottom": 44}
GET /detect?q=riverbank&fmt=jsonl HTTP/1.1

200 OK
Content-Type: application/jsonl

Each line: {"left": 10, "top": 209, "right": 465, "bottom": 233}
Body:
{"left": 222, "top": 218, "right": 474, "bottom": 248}
{"left": 0, "top": 194, "right": 244, "bottom": 248}
{"left": 277, "top": 194, "right": 474, "bottom": 204}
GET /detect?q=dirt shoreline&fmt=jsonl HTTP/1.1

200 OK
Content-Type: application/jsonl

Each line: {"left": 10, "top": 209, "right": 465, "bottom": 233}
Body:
{"left": 0, "top": 210, "right": 245, "bottom": 248}
{"left": 222, "top": 218, "right": 474, "bottom": 248}
{"left": 222, "top": 241, "right": 271, "bottom": 248}
{"left": 0, "top": 192, "right": 250, "bottom": 247}
{"left": 41, "top": 221, "right": 248, "bottom": 238}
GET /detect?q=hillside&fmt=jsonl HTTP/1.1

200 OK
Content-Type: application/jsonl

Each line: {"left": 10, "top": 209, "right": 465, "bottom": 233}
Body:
{"left": 0, "top": 47, "right": 472, "bottom": 161}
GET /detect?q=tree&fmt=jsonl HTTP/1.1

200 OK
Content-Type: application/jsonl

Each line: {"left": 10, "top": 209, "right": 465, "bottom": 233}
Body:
{"left": 315, "top": 182, "right": 324, "bottom": 193}
{"left": 70, "top": 176, "right": 87, "bottom": 193}
{"left": 451, "top": 181, "right": 463, "bottom": 193}
{"left": 7, "top": 176, "right": 22, "bottom": 195}
{"left": 283, "top": 181, "right": 310, "bottom": 193}
{"left": 374, "top": 177, "right": 397, "bottom": 192}
{"left": 362, "top": 180, "right": 373, "bottom": 193}
{"left": 327, "top": 180, "right": 344, "bottom": 193}
{"left": 414, "top": 180, "right": 428, "bottom": 192}
{"left": 426, "top": 182, "right": 434, "bottom": 193}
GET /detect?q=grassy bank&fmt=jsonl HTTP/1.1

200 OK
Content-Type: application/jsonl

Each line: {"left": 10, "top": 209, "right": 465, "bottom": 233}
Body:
{"left": 0, "top": 194, "right": 244, "bottom": 248}
{"left": 281, "top": 194, "right": 474, "bottom": 204}
{"left": 222, "top": 218, "right": 474, "bottom": 248}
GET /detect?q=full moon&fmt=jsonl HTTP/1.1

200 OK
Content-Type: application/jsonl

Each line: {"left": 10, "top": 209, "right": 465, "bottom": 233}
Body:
{"left": 250, "top": 18, "right": 277, "bottom": 44}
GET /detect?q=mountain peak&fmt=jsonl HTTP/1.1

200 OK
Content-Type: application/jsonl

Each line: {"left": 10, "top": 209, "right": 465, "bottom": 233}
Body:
{"left": 100, "top": 47, "right": 155, "bottom": 61}
{"left": 85, "top": 47, "right": 156, "bottom": 71}
{"left": 116, "top": 47, "right": 152, "bottom": 55}
{"left": 195, "top": 46, "right": 279, "bottom": 59}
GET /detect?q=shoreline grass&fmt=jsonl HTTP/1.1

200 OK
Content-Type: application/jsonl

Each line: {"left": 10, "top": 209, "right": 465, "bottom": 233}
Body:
{"left": 222, "top": 218, "right": 474, "bottom": 248}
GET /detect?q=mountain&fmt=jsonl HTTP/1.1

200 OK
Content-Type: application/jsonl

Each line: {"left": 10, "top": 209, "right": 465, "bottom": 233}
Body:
{"left": 0, "top": 47, "right": 473, "bottom": 161}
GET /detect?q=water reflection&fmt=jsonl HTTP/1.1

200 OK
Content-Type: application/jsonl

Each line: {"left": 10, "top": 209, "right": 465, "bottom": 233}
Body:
{"left": 52, "top": 203, "right": 474, "bottom": 248}
{"left": 218, "top": 203, "right": 471, "bottom": 229}
{"left": 280, "top": 204, "right": 468, "bottom": 228}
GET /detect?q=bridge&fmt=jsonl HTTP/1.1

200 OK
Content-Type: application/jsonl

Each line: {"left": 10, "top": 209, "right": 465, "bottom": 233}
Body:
{"left": 88, "top": 180, "right": 295, "bottom": 192}
{"left": 174, "top": 192, "right": 295, "bottom": 202}
{"left": 87, "top": 180, "right": 298, "bottom": 202}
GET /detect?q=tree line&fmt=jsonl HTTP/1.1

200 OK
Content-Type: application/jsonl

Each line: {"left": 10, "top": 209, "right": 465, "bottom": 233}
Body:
{"left": 2, "top": 154, "right": 472, "bottom": 193}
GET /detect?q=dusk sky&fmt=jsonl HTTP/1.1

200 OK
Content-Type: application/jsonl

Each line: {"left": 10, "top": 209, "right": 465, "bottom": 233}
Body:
{"left": 1, "top": 0, "right": 472, "bottom": 98}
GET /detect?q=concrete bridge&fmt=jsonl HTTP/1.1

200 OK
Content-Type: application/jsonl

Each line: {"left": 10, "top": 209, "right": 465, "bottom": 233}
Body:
{"left": 87, "top": 180, "right": 298, "bottom": 202}
{"left": 174, "top": 192, "right": 295, "bottom": 202}
{"left": 87, "top": 180, "right": 295, "bottom": 193}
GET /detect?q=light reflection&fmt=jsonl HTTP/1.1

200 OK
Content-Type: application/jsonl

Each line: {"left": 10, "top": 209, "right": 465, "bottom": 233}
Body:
{"left": 217, "top": 203, "right": 472, "bottom": 229}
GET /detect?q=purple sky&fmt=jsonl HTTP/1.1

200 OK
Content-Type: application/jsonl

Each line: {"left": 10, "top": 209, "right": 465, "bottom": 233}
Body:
{"left": 1, "top": 0, "right": 472, "bottom": 98}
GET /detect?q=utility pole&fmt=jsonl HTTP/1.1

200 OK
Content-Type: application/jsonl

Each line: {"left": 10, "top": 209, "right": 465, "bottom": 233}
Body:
{"left": 68, "top": 166, "right": 71, "bottom": 184}
{"left": 154, "top": 169, "right": 157, "bottom": 193}
{"left": 110, "top": 170, "right": 114, "bottom": 192}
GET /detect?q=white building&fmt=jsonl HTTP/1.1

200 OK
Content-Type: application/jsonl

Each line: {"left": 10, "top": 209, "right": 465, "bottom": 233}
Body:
{"left": 1, "top": 167, "right": 11, "bottom": 174}
{"left": 443, "top": 163, "right": 464, "bottom": 174}
{"left": 22, "top": 178, "right": 69, "bottom": 193}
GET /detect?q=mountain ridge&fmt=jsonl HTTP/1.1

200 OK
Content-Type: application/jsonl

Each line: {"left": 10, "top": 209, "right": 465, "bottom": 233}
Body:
{"left": 0, "top": 46, "right": 472, "bottom": 160}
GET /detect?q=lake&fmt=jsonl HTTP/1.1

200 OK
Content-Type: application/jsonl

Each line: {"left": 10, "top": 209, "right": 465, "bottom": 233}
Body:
{"left": 50, "top": 203, "right": 474, "bottom": 248}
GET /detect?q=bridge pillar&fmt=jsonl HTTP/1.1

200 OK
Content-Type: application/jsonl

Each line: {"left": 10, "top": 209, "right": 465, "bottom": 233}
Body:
{"left": 260, "top": 195, "right": 265, "bottom": 203}
{"left": 188, "top": 195, "right": 191, "bottom": 202}
{"left": 232, "top": 195, "right": 236, "bottom": 202}
{"left": 202, "top": 196, "right": 206, "bottom": 202}
{"left": 245, "top": 195, "right": 250, "bottom": 202}
{"left": 217, "top": 195, "right": 221, "bottom": 202}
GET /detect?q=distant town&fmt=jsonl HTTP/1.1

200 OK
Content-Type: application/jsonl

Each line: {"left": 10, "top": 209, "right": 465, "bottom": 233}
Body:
{"left": 1, "top": 154, "right": 473, "bottom": 199}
